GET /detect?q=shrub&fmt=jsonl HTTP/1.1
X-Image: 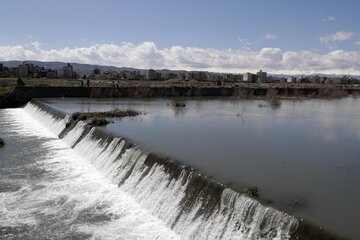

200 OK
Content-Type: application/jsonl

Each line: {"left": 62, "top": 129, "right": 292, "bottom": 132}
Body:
{"left": 241, "top": 187, "right": 259, "bottom": 197}
{"left": 107, "top": 108, "right": 140, "bottom": 117}
{"left": 71, "top": 112, "right": 88, "bottom": 121}
{"left": 172, "top": 99, "right": 186, "bottom": 107}
{"left": 88, "top": 117, "right": 109, "bottom": 127}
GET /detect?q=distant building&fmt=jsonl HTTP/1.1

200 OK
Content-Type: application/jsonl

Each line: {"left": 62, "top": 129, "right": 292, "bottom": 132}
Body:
{"left": 46, "top": 69, "right": 58, "bottom": 79}
{"left": 0, "top": 64, "right": 12, "bottom": 78}
{"left": 308, "top": 75, "right": 321, "bottom": 83}
{"left": 162, "top": 72, "right": 177, "bottom": 80}
{"left": 185, "top": 72, "right": 192, "bottom": 80}
{"left": 243, "top": 72, "right": 256, "bottom": 83}
{"left": 32, "top": 66, "right": 42, "bottom": 78}
{"left": 18, "top": 62, "right": 33, "bottom": 77}
{"left": 10, "top": 67, "right": 19, "bottom": 77}
{"left": 63, "top": 63, "right": 74, "bottom": 79}
{"left": 207, "top": 73, "right": 223, "bottom": 82}
{"left": 257, "top": 70, "right": 267, "bottom": 83}
{"left": 287, "top": 77, "right": 297, "bottom": 83}
{"left": 191, "top": 71, "right": 207, "bottom": 81}
{"left": 127, "top": 71, "right": 144, "bottom": 80}
{"left": 177, "top": 72, "right": 187, "bottom": 80}
{"left": 234, "top": 74, "right": 243, "bottom": 81}
{"left": 147, "top": 69, "right": 161, "bottom": 80}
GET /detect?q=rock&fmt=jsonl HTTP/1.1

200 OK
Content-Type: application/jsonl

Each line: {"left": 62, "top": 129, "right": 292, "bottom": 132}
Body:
{"left": 0, "top": 137, "right": 4, "bottom": 147}
{"left": 241, "top": 186, "right": 259, "bottom": 197}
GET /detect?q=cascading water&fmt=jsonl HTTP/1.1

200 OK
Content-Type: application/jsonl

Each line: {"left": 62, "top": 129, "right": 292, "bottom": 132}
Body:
{"left": 20, "top": 101, "right": 298, "bottom": 240}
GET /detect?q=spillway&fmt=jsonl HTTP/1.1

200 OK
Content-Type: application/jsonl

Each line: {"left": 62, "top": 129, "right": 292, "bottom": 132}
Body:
{"left": 0, "top": 101, "right": 299, "bottom": 239}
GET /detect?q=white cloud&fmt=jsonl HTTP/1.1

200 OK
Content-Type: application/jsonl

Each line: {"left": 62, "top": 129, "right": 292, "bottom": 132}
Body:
{"left": 322, "top": 16, "right": 336, "bottom": 22}
{"left": 30, "top": 41, "right": 42, "bottom": 50}
{"left": 1, "top": 42, "right": 360, "bottom": 75}
{"left": 320, "top": 31, "right": 354, "bottom": 45}
{"left": 263, "top": 33, "right": 277, "bottom": 40}
{"left": 0, "top": 45, "right": 37, "bottom": 60}
{"left": 356, "top": 41, "right": 360, "bottom": 46}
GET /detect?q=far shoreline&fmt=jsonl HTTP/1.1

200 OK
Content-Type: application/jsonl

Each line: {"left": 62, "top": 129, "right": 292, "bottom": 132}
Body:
{"left": 0, "top": 79, "right": 359, "bottom": 108}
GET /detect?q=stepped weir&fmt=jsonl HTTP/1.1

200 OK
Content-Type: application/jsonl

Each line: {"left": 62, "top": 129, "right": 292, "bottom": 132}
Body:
{"left": 18, "top": 100, "right": 340, "bottom": 240}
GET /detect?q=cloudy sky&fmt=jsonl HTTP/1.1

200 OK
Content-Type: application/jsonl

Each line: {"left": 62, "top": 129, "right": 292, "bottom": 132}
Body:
{"left": 1, "top": 0, "right": 360, "bottom": 74}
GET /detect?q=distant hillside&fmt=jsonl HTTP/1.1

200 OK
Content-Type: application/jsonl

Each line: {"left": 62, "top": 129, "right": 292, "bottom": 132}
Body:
{"left": 1, "top": 60, "right": 359, "bottom": 78}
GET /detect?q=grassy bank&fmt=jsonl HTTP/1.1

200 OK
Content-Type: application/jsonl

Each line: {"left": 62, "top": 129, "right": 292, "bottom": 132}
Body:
{"left": 0, "top": 86, "right": 14, "bottom": 97}
{"left": 1, "top": 77, "right": 360, "bottom": 89}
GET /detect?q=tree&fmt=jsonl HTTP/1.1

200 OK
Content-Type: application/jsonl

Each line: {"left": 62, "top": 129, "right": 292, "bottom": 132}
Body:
{"left": 16, "top": 77, "right": 25, "bottom": 86}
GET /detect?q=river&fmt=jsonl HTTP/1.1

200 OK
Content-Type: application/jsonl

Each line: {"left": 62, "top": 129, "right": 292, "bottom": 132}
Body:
{"left": 1, "top": 97, "right": 359, "bottom": 239}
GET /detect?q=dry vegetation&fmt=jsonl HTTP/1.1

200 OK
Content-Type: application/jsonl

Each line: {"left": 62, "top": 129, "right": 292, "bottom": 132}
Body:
{"left": 71, "top": 108, "right": 141, "bottom": 127}
{"left": 1, "top": 77, "right": 360, "bottom": 89}
{"left": 0, "top": 86, "right": 14, "bottom": 97}
{"left": 240, "top": 187, "right": 259, "bottom": 197}
{"left": 172, "top": 98, "right": 186, "bottom": 107}
{"left": 72, "top": 108, "right": 140, "bottom": 121}
{"left": 88, "top": 117, "right": 109, "bottom": 127}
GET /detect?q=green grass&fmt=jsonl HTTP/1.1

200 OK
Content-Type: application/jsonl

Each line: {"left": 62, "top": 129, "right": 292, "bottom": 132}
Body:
{"left": 0, "top": 86, "right": 15, "bottom": 97}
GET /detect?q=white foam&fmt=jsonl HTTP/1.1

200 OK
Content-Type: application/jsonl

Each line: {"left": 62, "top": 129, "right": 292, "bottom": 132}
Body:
{"left": 0, "top": 107, "right": 180, "bottom": 239}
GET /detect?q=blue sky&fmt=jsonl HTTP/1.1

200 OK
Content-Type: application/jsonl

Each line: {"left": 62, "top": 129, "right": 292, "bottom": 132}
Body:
{"left": 1, "top": 0, "right": 360, "bottom": 74}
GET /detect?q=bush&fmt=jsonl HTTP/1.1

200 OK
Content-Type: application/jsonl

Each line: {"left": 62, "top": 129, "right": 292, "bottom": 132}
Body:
{"left": 72, "top": 109, "right": 140, "bottom": 120}
{"left": 88, "top": 117, "right": 109, "bottom": 127}
{"left": 241, "top": 187, "right": 259, "bottom": 197}
{"left": 16, "top": 78, "right": 25, "bottom": 86}
{"left": 107, "top": 108, "right": 140, "bottom": 117}
{"left": 172, "top": 99, "right": 186, "bottom": 107}
{"left": 270, "top": 98, "right": 281, "bottom": 108}
{"left": 71, "top": 112, "right": 88, "bottom": 121}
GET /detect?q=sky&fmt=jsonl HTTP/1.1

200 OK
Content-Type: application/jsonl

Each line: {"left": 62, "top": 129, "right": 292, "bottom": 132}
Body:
{"left": 1, "top": 0, "right": 360, "bottom": 74}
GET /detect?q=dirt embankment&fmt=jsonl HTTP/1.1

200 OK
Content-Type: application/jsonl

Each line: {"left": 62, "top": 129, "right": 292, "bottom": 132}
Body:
{"left": 0, "top": 85, "right": 359, "bottom": 108}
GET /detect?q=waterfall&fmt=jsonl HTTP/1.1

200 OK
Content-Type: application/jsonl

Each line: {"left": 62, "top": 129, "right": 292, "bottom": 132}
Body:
{"left": 24, "top": 102, "right": 69, "bottom": 136}
{"left": 23, "top": 101, "right": 298, "bottom": 240}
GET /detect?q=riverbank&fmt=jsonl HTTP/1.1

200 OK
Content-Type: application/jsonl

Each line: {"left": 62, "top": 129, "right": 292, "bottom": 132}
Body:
{"left": 1, "top": 82, "right": 359, "bottom": 108}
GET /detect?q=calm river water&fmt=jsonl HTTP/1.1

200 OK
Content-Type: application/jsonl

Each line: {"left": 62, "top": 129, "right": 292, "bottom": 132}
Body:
{"left": 42, "top": 97, "right": 360, "bottom": 239}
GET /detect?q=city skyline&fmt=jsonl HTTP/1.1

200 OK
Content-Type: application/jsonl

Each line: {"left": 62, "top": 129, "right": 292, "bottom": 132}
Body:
{"left": 1, "top": 0, "right": 360, "bottom": 74}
